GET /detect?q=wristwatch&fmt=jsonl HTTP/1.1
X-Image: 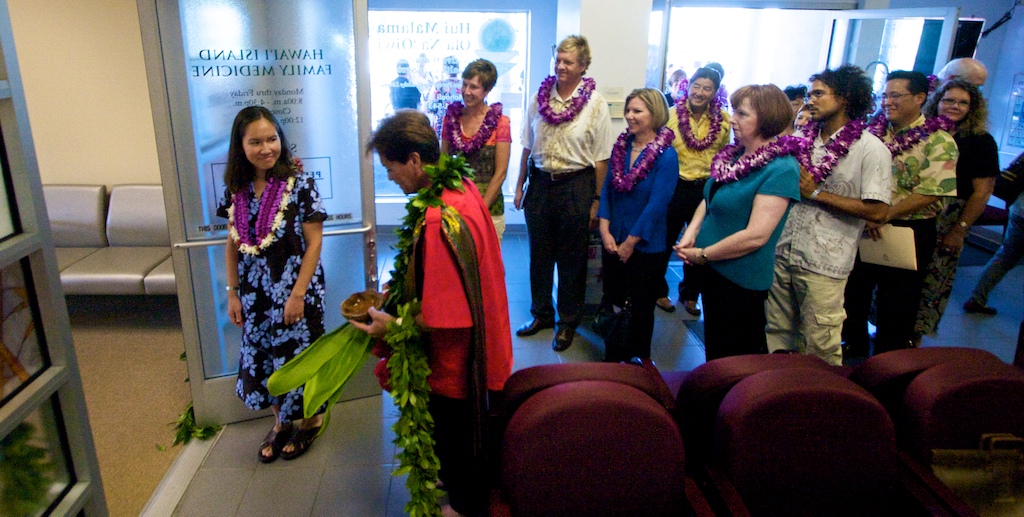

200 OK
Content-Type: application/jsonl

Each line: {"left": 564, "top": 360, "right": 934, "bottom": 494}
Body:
{"left": 958, "top": 221, "right": 969, "bottom": 229}
{"left": 700, "top": 250, "right": 709, "bottom": 264}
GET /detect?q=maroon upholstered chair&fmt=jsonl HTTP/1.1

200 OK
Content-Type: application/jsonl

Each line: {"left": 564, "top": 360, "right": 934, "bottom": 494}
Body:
{"left": 849, "top": 347, "right": 1004, "bottom": 415}
{"left": 675, "top": 353, "right": 833, "bottom": 471}
{"left": 711, "top": 367, "right": 899, "bottom": 516}
{"left": 495, "top": 379, "right": 711, "bottom": 516}
{"left": 897, "top": 360, "right": 1024, "bottom": 462}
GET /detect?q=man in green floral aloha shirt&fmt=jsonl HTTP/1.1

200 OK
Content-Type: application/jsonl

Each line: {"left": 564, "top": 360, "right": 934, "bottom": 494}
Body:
{"left": 843, "top": 70, "right": 958, "bottom": 357}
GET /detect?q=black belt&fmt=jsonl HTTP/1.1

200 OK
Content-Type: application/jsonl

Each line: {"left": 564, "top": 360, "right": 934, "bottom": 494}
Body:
{"left": 682, "top": 177, "right": 708, "bottom": 187}
{"left": 530, "top": 160, "right": 595, "bottom": 182}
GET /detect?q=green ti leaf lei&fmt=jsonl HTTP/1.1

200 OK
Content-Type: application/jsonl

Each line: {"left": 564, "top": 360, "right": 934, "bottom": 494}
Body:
{"left": 383, "top": 153, "right": 474, "bottom": 517}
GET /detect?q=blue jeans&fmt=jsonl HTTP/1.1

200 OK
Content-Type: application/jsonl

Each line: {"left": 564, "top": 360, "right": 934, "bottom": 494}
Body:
{"left": 970, "top": 195, "right": 1024, "bottom": 306}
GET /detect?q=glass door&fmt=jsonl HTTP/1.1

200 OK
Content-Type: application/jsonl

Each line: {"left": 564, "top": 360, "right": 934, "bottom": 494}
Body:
{"left": 139, "top": 0, "right": 380, "bottom": 425}
{"left": 651, "top": 6, "right": 959, "bottom": 96}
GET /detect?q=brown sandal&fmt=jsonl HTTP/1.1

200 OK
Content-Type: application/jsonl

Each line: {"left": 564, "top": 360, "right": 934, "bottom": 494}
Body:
{"left": 280, "top": 423, "right": 322, "bottom": 461}
{"left": 257, "top": 422, "right": 293, "bottom": 464}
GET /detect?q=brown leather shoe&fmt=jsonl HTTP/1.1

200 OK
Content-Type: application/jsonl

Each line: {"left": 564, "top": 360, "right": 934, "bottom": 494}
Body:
{"left": 516, "top": 319, "right": 555, "bottom": 337}
{"left": 655, "top": 297, "right": 676, "bottom": 313}
{"left": 552, "top": 327, "right": 575, "bottom": 352}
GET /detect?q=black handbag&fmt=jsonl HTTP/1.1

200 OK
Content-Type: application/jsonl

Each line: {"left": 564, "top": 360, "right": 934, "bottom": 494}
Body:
{"left": 596, "top": 300, "right": 632, "bottom": 362}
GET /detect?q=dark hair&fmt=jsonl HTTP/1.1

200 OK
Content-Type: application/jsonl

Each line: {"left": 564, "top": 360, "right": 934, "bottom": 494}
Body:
{"left": 462, "top": 59, "right": 498, "bottom": 91}
{"left": 923, "top": 78, "right": 988, "bottom": 135}
{"left": 783, "top": 85, "right": 807, "bottom": 102}
{"left": 366, "top": 109, "right": 440, "bottom": 164}
{"left": 886, "top": 70, "right": 930, "bottom": 95}
{"left": 809, "top": 65, "right": 875, "bottom": 120}
{"left": 224, "top": 106, "right": 294, "bottom": 194}
{"left": 730, "top": 84, "right": 794, "bottom": 139}
{"left": 690, "top": 67, "right": 722, "bottom": 92}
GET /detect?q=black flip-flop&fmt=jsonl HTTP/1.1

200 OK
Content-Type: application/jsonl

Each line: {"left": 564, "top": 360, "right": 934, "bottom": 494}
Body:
{"left": 280, "top": 424, "right": 322, "bottom": 461}
{"left": 257, "top": 422, "right": 293, "bottom": 464}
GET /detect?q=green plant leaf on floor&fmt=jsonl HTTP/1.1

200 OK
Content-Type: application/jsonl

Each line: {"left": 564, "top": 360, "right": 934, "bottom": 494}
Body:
{"left": 171, "top": 401, "right": 221, "bottom": 447}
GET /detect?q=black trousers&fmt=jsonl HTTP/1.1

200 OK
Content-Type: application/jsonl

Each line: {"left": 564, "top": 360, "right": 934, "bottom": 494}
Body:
{"left": 523, "top": 167, "right": 595, "bottom": 328}
{"left": 701, "top": 266, "right": 769, "bottom": 361}
{"left": 600, "top": 249, "right": 661, "bottom": 361}
{"left": 842, "top": 218, "right": 938, "bottom": 355}
{"left": 657, "top": 177, "right": 707, "bottom": 301}
{"left": 430, "top": 394, "right": 486, "bottom": 517}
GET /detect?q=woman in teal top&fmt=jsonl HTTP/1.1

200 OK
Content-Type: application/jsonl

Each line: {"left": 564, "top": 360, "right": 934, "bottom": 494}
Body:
{"left": 676, "top": 85, "right": 801, "bottom": 360}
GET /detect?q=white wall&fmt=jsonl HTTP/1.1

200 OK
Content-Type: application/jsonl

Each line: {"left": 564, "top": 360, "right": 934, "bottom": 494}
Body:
{"left": 7, "top": 0, "right": 160, "bottom": 187}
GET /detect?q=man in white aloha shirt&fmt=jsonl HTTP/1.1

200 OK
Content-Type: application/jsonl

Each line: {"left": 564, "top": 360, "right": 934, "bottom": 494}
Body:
{"left": 766, "top": 65, "right": 892, "bottom": 365}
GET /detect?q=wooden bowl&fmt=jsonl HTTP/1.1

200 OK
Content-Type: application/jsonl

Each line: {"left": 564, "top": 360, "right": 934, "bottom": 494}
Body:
{"left": 341, "top": 290, "right": 385, "bottom": 323}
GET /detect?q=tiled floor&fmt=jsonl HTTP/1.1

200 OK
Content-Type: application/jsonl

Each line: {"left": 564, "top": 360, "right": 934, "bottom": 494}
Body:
{"left": 170, "top": 226, "right": 1024, "bottom": 516}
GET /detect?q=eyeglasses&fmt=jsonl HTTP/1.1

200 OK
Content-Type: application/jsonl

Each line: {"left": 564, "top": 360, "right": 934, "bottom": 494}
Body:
{"left": 804, "top": 90, "right": 831, "bottom": 101}
{"left": 879, "top": 92, "right": 912, "bottom": 102}
{"left": 939, "top": 98, "right": 971, "bottom": 108}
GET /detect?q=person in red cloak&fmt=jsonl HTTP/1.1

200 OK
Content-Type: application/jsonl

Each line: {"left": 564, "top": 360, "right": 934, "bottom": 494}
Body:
{"left": 355, "top": 109, "right": 513, "bottom": 517}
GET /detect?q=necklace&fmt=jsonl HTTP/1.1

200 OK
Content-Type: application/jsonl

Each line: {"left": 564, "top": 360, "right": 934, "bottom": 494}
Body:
{"left": 797, "top": 119, "right": 867, "bottom": 182}
{"left": 867, "top": 113, "right": 954, "bottom": 157}
{"left": 674, "top": 92, "right": 725, "bottom": 151}
{"left": 228, "top": 159, "right": 299, "bottom": 256}
{"left": 609, "top": 127, "right": 675, "bottom": 192}
{"left": 444, "top": 102, "right": 503, "bottom": 156}
{"left": 537, "top": 75, "right": 595, "bottom": 125}
{"left": 710, "top": 136, "right": 803, "bottom": 183}
{"left": 380, "top": 153, "right": 475, "bottom": 516}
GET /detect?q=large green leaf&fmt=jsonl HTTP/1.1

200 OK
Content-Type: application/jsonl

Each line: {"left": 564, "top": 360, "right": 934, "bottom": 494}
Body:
{"left": 302, "top": 331, "right": 373, "bottom": 418}
{"left": 267, "top": 323, "right": 359, "bottom": 396}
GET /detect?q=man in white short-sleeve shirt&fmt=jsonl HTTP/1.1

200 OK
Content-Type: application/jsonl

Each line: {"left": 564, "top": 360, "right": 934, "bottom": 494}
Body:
{"left": 767, "top": 65, "right": 893, "bottom": 365}
{"left": 512, "top": 35, "right": 613, "bottom": 353}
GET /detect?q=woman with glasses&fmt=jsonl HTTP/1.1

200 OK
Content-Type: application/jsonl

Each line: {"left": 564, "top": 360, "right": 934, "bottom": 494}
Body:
{"left": 914, "top": 79, "right": 998, "bottom": 343}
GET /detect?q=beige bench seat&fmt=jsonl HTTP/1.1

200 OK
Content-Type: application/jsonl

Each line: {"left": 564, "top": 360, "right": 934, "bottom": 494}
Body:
{"left": 144, "top": 257, "right": 176, "bottom": 295}
{"left": 46, "top": 184, "right": 175, "bottom": 295}
{"left": 43, "top": 185, "right": 108, "bottom": 271}
{"left": 60, "top": 247, "right": 170, "bottom": 295}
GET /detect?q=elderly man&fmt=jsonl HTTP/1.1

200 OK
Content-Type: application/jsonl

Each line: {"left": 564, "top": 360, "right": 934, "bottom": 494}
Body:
{"left": 938, "top": 57, "right": 988, "bottom": 87}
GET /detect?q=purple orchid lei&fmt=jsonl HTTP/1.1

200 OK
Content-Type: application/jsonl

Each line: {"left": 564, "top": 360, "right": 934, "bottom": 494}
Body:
{"left": 710, "top": 136, "right": 803, "bottom": 184}
{"left": 867, "top": 112, "right": 954, "bottom": 157}
{"left": 228, "top": 158, "right": 300, "bottom": 256}
{"left": 797, "top": 119, "right": 868, "bottom": 182}
{"left": 609, "top": 126, "right": 676, "bottom": 192}
{"left": 537, "top": 75, "right": 595, "bottom": 125}
{"left": 674, "top": 90, "right": 725, "bottom": 151}
{"left": 444, "top": 102, "right": 503, "bottom": 156}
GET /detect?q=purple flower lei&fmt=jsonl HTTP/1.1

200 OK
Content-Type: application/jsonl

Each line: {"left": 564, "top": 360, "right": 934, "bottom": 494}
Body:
{"left": 537, "top": 75, "right": 595, "bottom": 125}
{"left": 674, "top": 91, "right": 725, "bottom": 151}
{"left": 444, "top": 101, "right": 503, "bottom": 156}
{"left": 797, "top": 119, "right": 868, "bottom": 182}
{"left": 867, "top": 112, "right": 954, "bottom": 157}
{"left": 710, "top": 136, "right": 803, "bottom": 184}
{"left": 609, "top": 126, "right": 676, "bottom": 192}
{"left": 230, "top": 159, "right": 300, "bottom": 255}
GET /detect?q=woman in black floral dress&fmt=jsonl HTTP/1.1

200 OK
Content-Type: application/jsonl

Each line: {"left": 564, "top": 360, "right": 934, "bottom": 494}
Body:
{"left": 218, "top": 106, "right": 327, "bottom": 462}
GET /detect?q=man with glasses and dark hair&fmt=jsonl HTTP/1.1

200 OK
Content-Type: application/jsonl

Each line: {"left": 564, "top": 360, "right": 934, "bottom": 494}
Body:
{"left": 842, "top": 70, "right": 958, "bottom": 358}
{"left": 766, "top": 65, "right": 892, "bottom": 365}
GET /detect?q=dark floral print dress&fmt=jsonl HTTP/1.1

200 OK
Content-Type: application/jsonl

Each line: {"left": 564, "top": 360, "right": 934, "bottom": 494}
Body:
{"left": 217, "top": 173, "right": 327, "bottom": 423}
